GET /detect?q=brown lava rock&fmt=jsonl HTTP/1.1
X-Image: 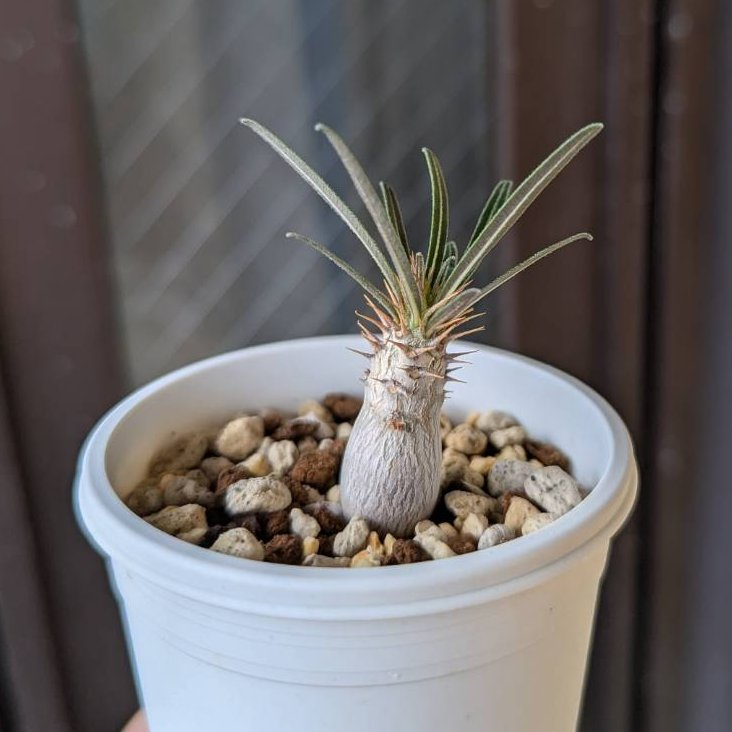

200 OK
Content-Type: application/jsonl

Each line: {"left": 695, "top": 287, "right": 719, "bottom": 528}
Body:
{"left": 216, "top": 464, "right": 252, "bottom": 494}
{"left": 272, "top": 419, "right": 319, "bottom": 441}
{"left": 290, "top": 451, "right": 339, "bottom": 490}
{"left": 260, "top": 408, "right": 284, "bottom": 434}
{"left": 317, "top": 534, "right": 336, "bottom": 557}
{"left": 525, "top": 440, "right": 570, "bottom": 471}
{"left": 231, "top": 514, "right": 262, "bottom": 538}
{"left": 447, "top": 535, "right": 478, "bottom": 555}
{"left": 309, "top": 505, "right": 347, "bottom": 534}
{"left": 264, "top": 534, "right": 302, "bottom": 565}
{"left": 261, "top": 509, "right": 290, "bottom": 539}
{"left": 387, "top": 539, "right": 429, "bottom": 565}
{"left": 282, "top": 476, "right": 313, "bottom": 507}
{"left": 323, "top": 393, "right": 362, "bottom": 422}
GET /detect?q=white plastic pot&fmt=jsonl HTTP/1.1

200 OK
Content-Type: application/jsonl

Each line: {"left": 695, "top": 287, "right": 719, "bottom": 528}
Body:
{"left": 75, "top": 335, "right": 637, "bottom": 732}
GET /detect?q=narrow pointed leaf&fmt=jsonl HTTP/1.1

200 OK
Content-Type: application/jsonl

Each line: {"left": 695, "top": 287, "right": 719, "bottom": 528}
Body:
{"left": 441, "top": 123, "right": 603, "bottom": 296}
{"left": 425, "top": 287, "right": 481, "bottom": 329}
{"left": 285, "top": 232, "right": 395, "bottom": 316}
{"left": 423, "top": 148, "right": 449, "bottom": 282}
{"left": 315, "top": 123, "right": 421, "bottom": 320}
{"left": 239, "top": 119, "right": 399, "bottom": 297}
{"left": 380, "top": 182, "right": 410, "bottom": 255}
{"left": 467, "top": 180, "right": 513, "bottom": 247}
{"left": 474, "top": 232, "right": 593, "bottom": 303}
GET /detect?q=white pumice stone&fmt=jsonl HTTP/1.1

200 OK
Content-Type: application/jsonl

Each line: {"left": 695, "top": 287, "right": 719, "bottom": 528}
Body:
{"left": 474, "top": 410, "right": 519, "bottom": 433}
{"left": 325, "top": 484, "right": 341, "bottom": 503}
{"left": 496, "top": 444, "right": 527, "bottom": 462}
{"left": 144, "top": 504, "right": 207, "bottom": 537}
{"left": 478, "top": 523, "right": 516, "bottom": 550}
{"left": 418, "top": 524, "right": 450, "bottom": 542}
{"left": 487, "top": 460, "right": 536, "bottom": 497}
{"left": 225, "top": 476, "right": 292, "bottom": 515}
{"left": 444, "top": 490, "right": 497, "bottom": 518}
{"left": 522, "top": 513, "right": 555, "bottom": 535}
{"left": 489, "top": 425, "right": 528, "bottom": 450}
{"left": 336, "top": 422, "right": 353, "bottom": 440}
{"left": 333, "top": 516, "right": 370, "bottom": 557}
{"left": 297, "top": 400, "right": 333, "bottom": 423}
{"left": 178, "top": 528, "right": 208, "bottom": 545}
{"left": 240, "top": 452, "right": 271, "bottom": 477}
{"left": 289, "top": 507, "right": 321, "bottom": 538}
{"left": 149, "top": 432, "right": 209, "bottom": 475}
{"left": 302, "top": 536, "right": 320, "bottom": 557}
{"left": 214, "top": 416, "right": 265, "bottom": 461}
{"left": 504, "top": 496, "right": 542, "bottom": 533}
{"left": 126, "top": 480, "right": 163, "bottom": 516}
{"left": 211, "top": 528, "right": 265, "bottom": 561}
{"left": 460, "top": 512, "right": 490, "bottom": 541}
{"left": 318, "top": 438, "right": 335, "bottom": 451}
{"left": 445, "top": 423, "right": 489, "bottom": 455}
{"left": 524, "top": 466, "right": 583, "bottom": 517}
{"left": 470, "top": 455, "right": 497, "bottom": 476}
{"left": 267, "top": 440, "right": 299, "bottom": 475}
{"left": 199, "top": 456, "right": 234, "bottom": 483}
{"left": 302, "top": 554, "right": 351, "bottom": 568}
{"left": 414, "top": 533, "right": 456, "bottom": 560}
{"left": 160, "top": 474, "right": 214, "bottom": 507}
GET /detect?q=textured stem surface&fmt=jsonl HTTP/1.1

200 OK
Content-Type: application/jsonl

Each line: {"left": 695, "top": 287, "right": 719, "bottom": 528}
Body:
{"left": 340, "top": 332, "right": 446, "bottom": 536}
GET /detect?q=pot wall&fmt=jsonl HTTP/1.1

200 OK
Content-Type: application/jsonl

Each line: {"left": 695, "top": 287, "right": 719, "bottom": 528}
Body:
{"left": 76, "top": 336, "right": 638, "bottom": 732}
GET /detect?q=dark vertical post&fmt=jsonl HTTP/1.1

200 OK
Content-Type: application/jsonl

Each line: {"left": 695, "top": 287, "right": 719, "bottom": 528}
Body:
{"left": 0, "top": 0, "right": 137, "bottom": 729}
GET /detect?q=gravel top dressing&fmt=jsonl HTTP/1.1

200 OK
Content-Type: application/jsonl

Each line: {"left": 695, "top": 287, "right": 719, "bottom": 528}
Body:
{"left": 126, "top": 392, "right": 586, "bottom": 568}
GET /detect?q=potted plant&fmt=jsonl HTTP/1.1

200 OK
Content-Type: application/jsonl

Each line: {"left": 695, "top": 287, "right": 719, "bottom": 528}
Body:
{"left": 75, "top": 120, "right": 637, "bottom": 732}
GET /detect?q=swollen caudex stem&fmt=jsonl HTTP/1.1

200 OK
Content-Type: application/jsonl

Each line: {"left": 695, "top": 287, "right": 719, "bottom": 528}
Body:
{"left": 340, "top": 332, "right": 449, "bottom": 537}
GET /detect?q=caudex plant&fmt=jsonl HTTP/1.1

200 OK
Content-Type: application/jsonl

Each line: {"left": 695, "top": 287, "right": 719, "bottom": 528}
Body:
{"left": 240, "top": 118, "right": 602, "bottom": 537}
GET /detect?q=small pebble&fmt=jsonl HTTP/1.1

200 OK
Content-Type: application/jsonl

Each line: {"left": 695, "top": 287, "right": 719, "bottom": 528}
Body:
{"left": 462, "top": 468, "right": 485, "bottom": 489}
{"left": 383, "top": 534, "right": 397, "bottom": 556}
{"left": 297, "top": 436, "right": 318, "bottom": 454}
{"left": 211, "top": 528, "right": 264, "bottom": 561}
{"left": 290, "top": 450, "right": 339, "bottom": 489}
{"left": 199, "top": 456, "right": 234, "bottom": 484}
{"left": 487, "top": 460, "right": 535, "bottom": 497}
{"left": 478, "top": 523, "right": 515, "bottom": 549}
{"left": 322, "top": 393, "right": 362, "bottom": 421}
{"left": 289, "top": 507, "right": 321, "bottom": 538}
{"left": 240, "top": 452, "right": 271, "bottom": 477}
{"left": 414, "top": 533, "right": 456, "bottom": 560}
{"left": 524, "top": 466, "right": 583, "bottom": 517}
{"left": 264, "top": 534, "right": 302, "bottom": 565}
{"left": 496, "top": 444, "right": 527, "bottom": 462}
{"left": 259, "top": 408, "right": 283, "bottom": 434}
{"left": 267, "top": 440, "right": 299, "bottom": 475}
{"left": 525, "top": 439, "right": 570, "bottom": 471}
{"left": 504, "top": 496, "right": 542, "bottom": 533}
{"left": 460, "top": 512, "right": 489, "bottom": 541}
{"left": 490, "top": 425, "right": 527, "bottom": 450}
{"left": 470, "top": 455, "right": 496, "bottom": 476}
{"left": 472, "top": 410, "right": 518, "bottom": 433}
{"left": 160, "top": 474, "right": 214, "bottom": 507}
{"left": 144, "top": 504, "right": 208, "bottom": 539}
{"left": 444, "top": 490, "right": 497, "bottom": 518}
{"left": 445, "top": 423, "right": 488, "bottom": 455}
{"left": 325, "top": 485, "right": 341, "bottom": 503}
{"left": 302, "top": 536, "right": 320, "bottom": 557}
{"left": 126, "top": 480, "right": 163, "bottom": 516}
{"left": 336, "top": 422, "right": 353, "bottom": 440}
{"left": 225, "top": 476, "right": 292, "bottom": 515}
{"left": 215, "top": 416, "right": 265, "bottom": 461}
{"left": 351, "top": 548, "right": 382, "bottom": 568}
{"left": 440, "top": 448, "right": 470, "bottom": 487}
{"left": 522, "top": 513, "right": 555, "bottom": 535}
{"left": 149, "top": 432, "right": 208, "bottom": 476}
{"left": 298, "top": 399, "right": 333, "bottom": 423}
{"left": 388, "top": 539, "right": 428, "bottom": 564}
{"left": 333, "top": 516, "right": 370, "bottom": 557}
{"left": 447, "top": 535, "right": 477, "bottom": 555}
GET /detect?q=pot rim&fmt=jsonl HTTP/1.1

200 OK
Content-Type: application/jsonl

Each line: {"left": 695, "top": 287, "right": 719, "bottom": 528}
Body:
{"left": 75, "top": 335, "right": 638, "bottom": 619}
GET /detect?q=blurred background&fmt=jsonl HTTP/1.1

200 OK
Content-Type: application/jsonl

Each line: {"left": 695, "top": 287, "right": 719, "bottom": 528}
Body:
{"left": 0, "top": 0, "right": 729, "bottom": 730}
